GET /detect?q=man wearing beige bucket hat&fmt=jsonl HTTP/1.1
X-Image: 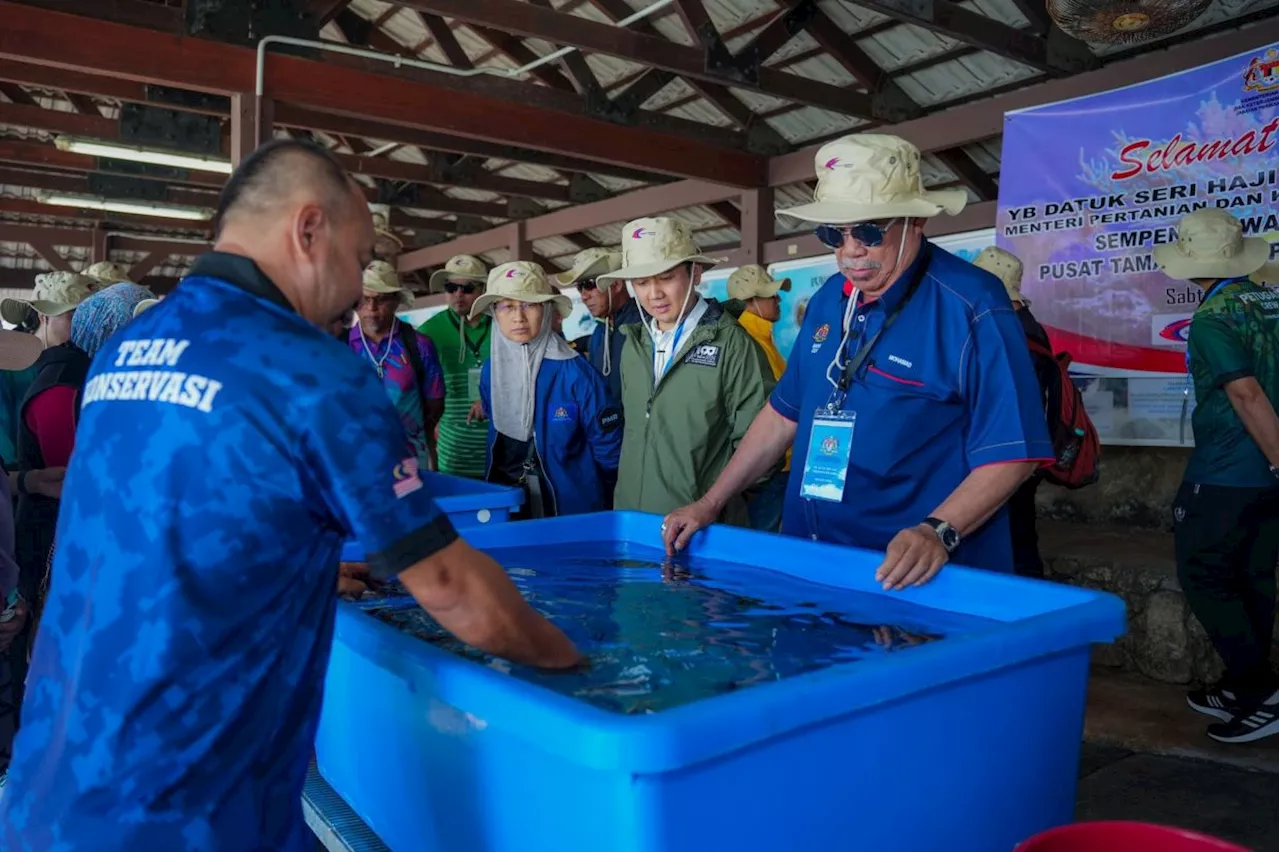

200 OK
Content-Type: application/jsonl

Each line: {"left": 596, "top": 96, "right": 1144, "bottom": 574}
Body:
{"left": 420, "top": 254, "right": 493, "bottom": 478}
{"left": 599, "top": 216, "right": 775, "bottom": 524}
{"left": 368, "top": 203, "right": 404, "bottom": 260}
{"left": 662, "top": 134, "right": 1052, "bottom": 588}
{"left": 552, "top": 246, "right": 640, "bottom": 402}
{"left": 351, "top": 261, "right": 445, "bottom": 473}
{"left": 726, "top": 264, "right": 793, "bottom": 532}
{"left": 0, "top": 271, "right": 94, "bottom": 350}
{"left": 1153, "top": 208, "right": 1279, "bottom": 744}
{"left": 972, "top": 246, "right": 1062, "bottom": 581}
{"left": 468, "top": 261, "right": 620, "bottom": 517}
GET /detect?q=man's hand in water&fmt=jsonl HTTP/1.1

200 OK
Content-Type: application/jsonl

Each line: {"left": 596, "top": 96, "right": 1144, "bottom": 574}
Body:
{"left": 400, "top": 538, "right": 581, "bottom": 670}
{"left": 466, "top": 400, "right": 487, "bottom": 425}
{"left": 338, "top": 562, "right": 370, "bottom": 596}
{"left": 661, "top": 497, "right": 720, "bottom": 555}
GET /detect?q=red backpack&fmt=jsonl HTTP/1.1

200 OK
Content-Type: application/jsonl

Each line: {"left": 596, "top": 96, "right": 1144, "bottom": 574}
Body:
{"left": 1026, "top": 339, "right": 1100, "bottom": 490}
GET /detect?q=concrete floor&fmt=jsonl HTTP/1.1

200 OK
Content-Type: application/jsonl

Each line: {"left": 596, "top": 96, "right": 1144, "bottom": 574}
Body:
{"left": 1079, "top": 668, "right": 1277, "bottom": 851}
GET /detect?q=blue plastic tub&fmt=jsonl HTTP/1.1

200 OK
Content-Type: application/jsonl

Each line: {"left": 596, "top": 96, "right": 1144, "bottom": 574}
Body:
{"left": 317, "top": 512, "right": 1125, "bottom": 852}
{"left": 340, "top": 472, "right": 522, "bottom": 562}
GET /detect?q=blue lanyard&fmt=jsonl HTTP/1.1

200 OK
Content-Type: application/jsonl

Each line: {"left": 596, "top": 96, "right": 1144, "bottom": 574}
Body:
{"left": 653, "top": 312, "right": 692, "bottom": 381}
{"left": 1184, "top": 278, "right": 1241, "bottom": 374}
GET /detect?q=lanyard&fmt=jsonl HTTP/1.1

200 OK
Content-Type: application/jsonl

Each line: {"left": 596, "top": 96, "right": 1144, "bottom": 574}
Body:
{"left": 652, "top": 311, "right": 693, "bottom": 382}
{"left": 836, "top": 266, "right": 925, "bottom": 394}
{"left": 448, "top": 311, "right": 490, "bottom": 363}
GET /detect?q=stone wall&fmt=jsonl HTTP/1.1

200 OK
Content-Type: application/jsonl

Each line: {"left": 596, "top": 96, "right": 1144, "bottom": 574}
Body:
{"left": 1038, "top": 445, "right": 1190, "bottom": 531}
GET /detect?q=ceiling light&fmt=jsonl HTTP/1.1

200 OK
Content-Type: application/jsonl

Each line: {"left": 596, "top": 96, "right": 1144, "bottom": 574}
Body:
{"left": 55, "top": 136, "right": 233, "bottom": 175}
{"left": 37, "top": 193, "right": 213, "bottom": 222}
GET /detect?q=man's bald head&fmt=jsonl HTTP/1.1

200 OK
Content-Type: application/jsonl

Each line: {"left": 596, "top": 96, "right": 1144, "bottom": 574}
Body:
{"left": 214, "top": 139, "right": 360, "bottom": 237}
{"left": 211, "top": 139, "right": 375, "bottom": 327}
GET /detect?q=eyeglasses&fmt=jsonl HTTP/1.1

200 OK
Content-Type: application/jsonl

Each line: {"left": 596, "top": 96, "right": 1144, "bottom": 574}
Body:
{"left": 444, "top": 283, "right": 477, "bottom": 295}
{"left": 577, "top": 278, "right": 598, "bottom": 294}
{"left": 495, "top": 301, "right": 540, "bottom": 315}
{"left": 815, "top": 221, "right": 893, "bottom": 250}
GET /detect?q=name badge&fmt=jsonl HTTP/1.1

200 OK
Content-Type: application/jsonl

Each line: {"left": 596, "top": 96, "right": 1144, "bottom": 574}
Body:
{"left": 799, "top": 410, "right": 856, "bottom": 503}
{"left": 467, "top": 367, "right": 482, "bottom": 403}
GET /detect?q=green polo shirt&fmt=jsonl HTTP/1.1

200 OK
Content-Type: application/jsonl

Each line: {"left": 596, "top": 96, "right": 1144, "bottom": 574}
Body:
{"left": 419, "top": 310, "right": 492, "bottom": 479}
{"left": 1184, "top": 277, "right": 1278, "bottom": 487}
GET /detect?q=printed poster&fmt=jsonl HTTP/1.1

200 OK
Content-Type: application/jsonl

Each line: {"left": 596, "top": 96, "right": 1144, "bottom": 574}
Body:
{"left": 996, "top": 44, "right": 1277, "bottom": 445}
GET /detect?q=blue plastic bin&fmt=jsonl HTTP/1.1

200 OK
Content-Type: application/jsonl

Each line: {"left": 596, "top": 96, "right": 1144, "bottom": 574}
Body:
{"left": 340, "top": 471, "right": 522, "bottom": 562}
{"left": 317, "top": 512, "right": 1125, "bottom": 852}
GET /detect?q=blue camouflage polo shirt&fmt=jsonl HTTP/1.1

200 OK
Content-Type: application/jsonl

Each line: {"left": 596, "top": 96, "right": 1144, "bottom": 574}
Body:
{"left": 1, "top": 252, "right": 458, "bottom": 851}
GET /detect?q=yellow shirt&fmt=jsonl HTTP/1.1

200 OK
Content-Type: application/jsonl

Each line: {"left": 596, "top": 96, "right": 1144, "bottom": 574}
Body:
{"left": 738, "top": 311, "right": 791, "bottom": 471}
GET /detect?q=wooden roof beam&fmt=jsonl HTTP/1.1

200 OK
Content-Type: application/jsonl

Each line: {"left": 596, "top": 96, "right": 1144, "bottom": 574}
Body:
{"left": 0, "top": 2, "right": 764, "bottom": 185}
{"left": 398, "top": 0, "right": 882, "bottom": 119}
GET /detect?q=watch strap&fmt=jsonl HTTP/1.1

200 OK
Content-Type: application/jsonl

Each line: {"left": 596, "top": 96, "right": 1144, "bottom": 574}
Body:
{"left": 923, "top": 516, "right": 960, "bottom": 554}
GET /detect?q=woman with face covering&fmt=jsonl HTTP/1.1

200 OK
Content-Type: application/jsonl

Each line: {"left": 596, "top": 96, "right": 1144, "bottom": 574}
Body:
{"left": 473, "top": 262, "right": 622, "bottom": 518}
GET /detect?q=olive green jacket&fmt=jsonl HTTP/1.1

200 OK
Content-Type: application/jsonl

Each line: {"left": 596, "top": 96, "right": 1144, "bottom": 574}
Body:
{"left": 613, "top": 300, "right": 775, "bottom": 525}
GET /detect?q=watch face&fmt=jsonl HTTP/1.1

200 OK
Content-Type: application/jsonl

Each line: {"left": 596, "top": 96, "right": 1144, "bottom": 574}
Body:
{"left": 942, "top": 527, "right": 960, "bottom": 550}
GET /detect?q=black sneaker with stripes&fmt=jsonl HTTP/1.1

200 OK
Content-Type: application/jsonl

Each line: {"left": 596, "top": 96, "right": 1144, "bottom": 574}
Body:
{"left": 1207, "top": 694, "right": 1279, "bottom": 744}
{"left": 1186, "top": 686, "right": 1244, "bottom": 722}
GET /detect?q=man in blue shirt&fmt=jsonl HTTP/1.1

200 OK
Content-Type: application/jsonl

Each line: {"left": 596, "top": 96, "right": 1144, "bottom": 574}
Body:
{"left": 0, "top": 139, "right": 579, "bottom": 852}
{"left": 552, "top": 247, "right": 640, "bottom": 402}
{"left": 662, "top": 134, "right": 1052, "bottom": 587}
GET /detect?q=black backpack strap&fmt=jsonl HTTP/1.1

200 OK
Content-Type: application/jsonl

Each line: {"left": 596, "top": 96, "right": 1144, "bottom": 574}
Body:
{"left": 395, "top": 322, "right": 435, "bottom": 462}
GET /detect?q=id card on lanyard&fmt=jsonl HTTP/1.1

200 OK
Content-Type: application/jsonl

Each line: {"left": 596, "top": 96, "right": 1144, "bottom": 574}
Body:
{"left": 799, "top": 266, "right": 925, "bottom": 503}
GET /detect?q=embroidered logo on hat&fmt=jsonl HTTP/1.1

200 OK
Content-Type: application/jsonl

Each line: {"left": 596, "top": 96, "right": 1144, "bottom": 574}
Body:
{"left": 505, "top": 268, "right": 520, "bottom": 278}
{"left": 824, "top": 158, "right": 840, "bottom": 169}
{"left": 631, "top": 227, "right": 654, "bottom": 240}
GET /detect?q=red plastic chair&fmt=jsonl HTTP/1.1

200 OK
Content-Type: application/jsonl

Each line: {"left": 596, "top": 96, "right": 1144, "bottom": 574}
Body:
{"left": 1017, "top": 822, "right": 1251, "bottom": 851}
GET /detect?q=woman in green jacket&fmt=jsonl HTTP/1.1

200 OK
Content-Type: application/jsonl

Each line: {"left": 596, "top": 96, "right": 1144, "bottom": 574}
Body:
{"left": 599, "top": 217, "right": 774, "bottom": 527}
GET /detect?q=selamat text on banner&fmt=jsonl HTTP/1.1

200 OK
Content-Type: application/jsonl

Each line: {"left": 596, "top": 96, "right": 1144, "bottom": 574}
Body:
{"left": 996, "top": 45, "right": 1278, "bottom": 444}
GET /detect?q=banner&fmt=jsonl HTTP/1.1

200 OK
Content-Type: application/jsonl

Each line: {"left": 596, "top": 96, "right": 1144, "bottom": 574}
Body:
{"left": 998, "top": 45, "right": 1278, "bottom": 377}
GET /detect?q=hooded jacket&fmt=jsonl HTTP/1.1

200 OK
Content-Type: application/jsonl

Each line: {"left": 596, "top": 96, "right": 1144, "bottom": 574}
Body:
{"left": 480, "top": 355, "right": 622, "bottom": 517}
{"left": 585, "top": 298, "right": 642, "bottom": 403}
{"left": 614, "top": 299, "right": 774, "bottom": 525}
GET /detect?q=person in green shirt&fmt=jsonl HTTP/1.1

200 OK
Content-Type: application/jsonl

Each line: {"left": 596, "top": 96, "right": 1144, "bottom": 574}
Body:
{"left": 1154, "top": 208, "right": 1278, "bottom": 745}
{"left": 419, "top": 254, "right": 492, "bottom": 479}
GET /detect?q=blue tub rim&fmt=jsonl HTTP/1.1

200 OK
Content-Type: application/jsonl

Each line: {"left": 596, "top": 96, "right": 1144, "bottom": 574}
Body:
{"left": 330, "top": 511, "right": 1125, "bottom": 776}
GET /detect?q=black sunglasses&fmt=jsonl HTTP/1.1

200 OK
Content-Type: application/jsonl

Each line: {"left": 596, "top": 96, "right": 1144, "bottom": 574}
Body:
{"left": 444, "top": 282, "right": 477, "bottom": 295}
{"left": 815, "top": 221, "right": 892, "bottom": 250}
{"left": 576, "top": 278, "right": 598, "bottom": 294}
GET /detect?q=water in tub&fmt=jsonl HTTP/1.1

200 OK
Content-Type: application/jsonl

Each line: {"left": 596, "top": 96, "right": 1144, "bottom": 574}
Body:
{"left": 351, "top": 544, "right": 994, "bottom": 714}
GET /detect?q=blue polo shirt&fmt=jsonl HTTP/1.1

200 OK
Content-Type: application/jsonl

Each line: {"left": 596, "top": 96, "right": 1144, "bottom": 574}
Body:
{"left": 771, "top": 243, "right": 1052, "bottom": 572}
{"left": 1, "top": 252, "right": 459, "bottom": 851}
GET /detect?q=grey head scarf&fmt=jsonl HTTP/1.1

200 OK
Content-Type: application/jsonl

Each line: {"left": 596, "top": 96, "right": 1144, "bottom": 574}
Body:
{"left": 490, "top": 307, "right": 576, "bottom": 442}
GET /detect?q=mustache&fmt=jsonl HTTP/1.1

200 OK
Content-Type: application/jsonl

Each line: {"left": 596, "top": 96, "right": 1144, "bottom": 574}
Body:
{"left": 840, "top": 261, "right": 882, "bottom": 272}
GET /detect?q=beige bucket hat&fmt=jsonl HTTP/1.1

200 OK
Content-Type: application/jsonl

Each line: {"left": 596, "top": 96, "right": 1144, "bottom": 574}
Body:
{"left": 552, "top": 246, "right": 624, "bottom": 289}
{"left": 83, "top": 261, "right": 132, "bottom": 286}
{"left": 470, "top": 261, "right": 572, "bottom": 320}
{"left": 0, "top": 271, "right": 96, "bottom": 325}
{"left": 368, "top": 203, "right": 404, "bottom": 256}
{"left": 362, "top": 260, "right": 414, "bottom": 309}
{"left": 973, "top": 246, "right": 1030, "bottom": 306}
{"left": 428, "top": 254, "right": 488, "bottom": 292}
{"left": 1154, "top": 209, "right": 1271, "bottom": 281}
{"left": 778, "top": 134, "right": 968, "bottom": 225}
{"left": 597, "top": 217, "right": 723, "bottom": 283}
{"left": 133, "top": 297, "right": 161, "bottom": 318}
{"left": 727, "top": 264, "right": 791, "bottom": 301}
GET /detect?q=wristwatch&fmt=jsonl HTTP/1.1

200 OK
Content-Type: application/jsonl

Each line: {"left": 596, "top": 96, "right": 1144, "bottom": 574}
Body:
{"left": 923, "top": 517, "right": 961, "bottom": 555}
